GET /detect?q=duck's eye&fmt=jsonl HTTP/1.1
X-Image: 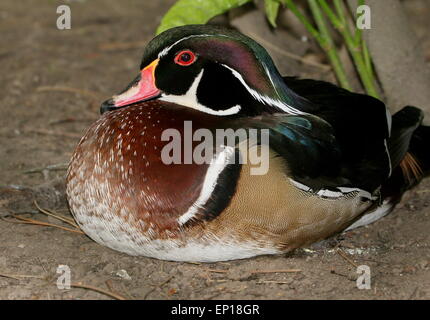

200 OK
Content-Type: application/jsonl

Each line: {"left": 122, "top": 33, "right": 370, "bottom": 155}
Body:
{"left": 174, "top": 50, "right": 196, "bottom": 66}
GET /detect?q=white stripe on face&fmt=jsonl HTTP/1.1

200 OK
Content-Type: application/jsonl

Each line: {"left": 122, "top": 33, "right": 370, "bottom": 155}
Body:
{"left": 221, "top": 64, "right": 306, "bottom": 116}
{"left": 159, "top": 69, "right": 241, "bottom": 116}
{"left": 158, "top": 34, "right": 213, "bottom": 58}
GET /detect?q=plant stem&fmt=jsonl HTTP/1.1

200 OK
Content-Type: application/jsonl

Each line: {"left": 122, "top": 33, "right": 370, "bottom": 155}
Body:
{"left": 284, "top": 0, "right": 352, "bottom": 90}
{"left": 308, "top": 0, "right": 352, "bottom": 90}
{"left": 284, "top": 0, "right": 320, "bottom": 40}
{"left": 362, "top": 38, "right": 373, "bottom": 75}
{"left": 319, "top": 0, "right": 379, "bottom": 98}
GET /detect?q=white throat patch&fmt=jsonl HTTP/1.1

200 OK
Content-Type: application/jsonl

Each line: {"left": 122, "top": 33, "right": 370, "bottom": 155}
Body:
{"left": 159, "top": 69, "right": 241, "bottom": 116}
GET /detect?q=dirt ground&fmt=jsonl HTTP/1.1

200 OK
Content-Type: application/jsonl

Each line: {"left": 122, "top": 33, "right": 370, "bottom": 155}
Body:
{"left": 0, "top": 0, "right": 429, "bottom": 300}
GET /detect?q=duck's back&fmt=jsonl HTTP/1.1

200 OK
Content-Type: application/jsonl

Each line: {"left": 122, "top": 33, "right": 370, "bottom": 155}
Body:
{"left": 283, "top": 77, "right": 392, "bottom": 193}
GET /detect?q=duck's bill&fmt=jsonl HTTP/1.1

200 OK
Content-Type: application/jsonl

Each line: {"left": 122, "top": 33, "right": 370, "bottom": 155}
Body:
{"left": 100, "top": 59, "right": 161, "bottom": 114}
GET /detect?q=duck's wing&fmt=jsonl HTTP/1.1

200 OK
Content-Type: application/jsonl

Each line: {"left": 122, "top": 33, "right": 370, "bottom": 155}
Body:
{"left": 282, "top": 77, "right": 392, "bottom": 193}
{"left": 232, "top": 110, "right": 388, "bottom": 199}
{"left": 232, "top": 113, "right": 353, "bottom": 193}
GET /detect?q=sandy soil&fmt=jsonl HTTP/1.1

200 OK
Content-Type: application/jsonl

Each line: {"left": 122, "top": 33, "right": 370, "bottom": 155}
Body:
{"left": 0, "top": 0, "right": 429, "bottom": 300}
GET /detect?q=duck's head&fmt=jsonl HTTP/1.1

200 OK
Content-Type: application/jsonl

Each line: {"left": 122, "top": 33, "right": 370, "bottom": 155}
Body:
{"left": 101, "top": 25, "right": 308, "bottom": 116}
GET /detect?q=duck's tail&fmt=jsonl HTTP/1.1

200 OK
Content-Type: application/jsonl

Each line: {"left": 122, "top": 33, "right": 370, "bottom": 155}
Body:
{"left": 382, "top": 106, "right": 430, "bottom": 201}
{"left": 405, "top": 125, "right": 430, "bottom": 178}
{"left": 346, "top": 106, "right": 429, "bottom": 231}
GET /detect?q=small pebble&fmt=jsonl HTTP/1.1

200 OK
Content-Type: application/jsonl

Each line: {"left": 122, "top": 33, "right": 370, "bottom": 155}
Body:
{"left": 115, "top": 269, "right": 132, "bottom": 280}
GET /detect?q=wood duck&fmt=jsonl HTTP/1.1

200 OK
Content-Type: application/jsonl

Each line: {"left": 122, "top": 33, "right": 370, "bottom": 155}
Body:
{"left": 66, "top": 25, "right": 430, "bottom": 262}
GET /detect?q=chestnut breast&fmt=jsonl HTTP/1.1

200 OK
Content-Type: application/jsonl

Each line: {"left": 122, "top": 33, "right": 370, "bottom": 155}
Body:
{"left": 66, "top": 101, "right": 226, "bottom": 234}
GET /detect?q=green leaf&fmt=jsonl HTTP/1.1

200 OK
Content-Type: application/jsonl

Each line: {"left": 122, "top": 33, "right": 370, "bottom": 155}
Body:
{"left": 156, "top": 0, "right": 252, "bottom": 35}
{"left": 264, "top": 0, "right": 280, "bottom": 27}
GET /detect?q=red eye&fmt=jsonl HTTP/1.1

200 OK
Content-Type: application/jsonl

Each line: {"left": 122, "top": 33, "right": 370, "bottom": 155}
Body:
{"left": 174, "top": 50, "right": 196, "bottom": 66}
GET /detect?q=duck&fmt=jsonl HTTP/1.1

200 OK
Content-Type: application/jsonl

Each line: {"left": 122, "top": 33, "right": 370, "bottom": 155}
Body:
{"left": 66, "top": 25, "right": 430, "bottom": 262}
